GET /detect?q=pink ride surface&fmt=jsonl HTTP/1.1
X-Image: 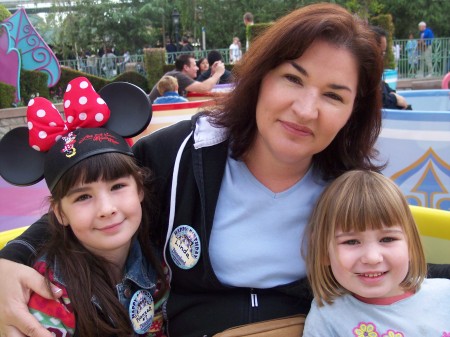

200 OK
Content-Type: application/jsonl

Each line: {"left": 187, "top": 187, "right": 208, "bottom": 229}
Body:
{"left": 0, "top": 176, "right": 50, "bottom": 232}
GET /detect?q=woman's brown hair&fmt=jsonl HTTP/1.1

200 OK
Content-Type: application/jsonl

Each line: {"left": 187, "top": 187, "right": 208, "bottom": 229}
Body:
{"left": 41, "top": 152, "right": 166, "bottom": 336}
{"left": 210, "top": 3, "right": 384, "bottom": 180}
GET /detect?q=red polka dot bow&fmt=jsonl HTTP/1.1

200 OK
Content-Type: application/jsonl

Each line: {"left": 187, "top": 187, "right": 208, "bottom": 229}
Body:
{"left": 27, "top": 77, "right": 111, "bottom": 152}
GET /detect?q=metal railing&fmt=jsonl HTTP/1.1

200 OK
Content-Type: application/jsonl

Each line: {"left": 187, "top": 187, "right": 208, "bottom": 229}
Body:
{"left": 390, "top": 37, "right": 450, "bottom": 79}
{"left": 57, "top": 48, "right": 240, "bottom": 79}
{"left": 59, "top": 54, "right": 146, "bottom": 78}
{"left": 164, "top": 48, "right": 241, "bottom": 65}
{"left": 58, "top": 40, "right": 450, "bottom": 81}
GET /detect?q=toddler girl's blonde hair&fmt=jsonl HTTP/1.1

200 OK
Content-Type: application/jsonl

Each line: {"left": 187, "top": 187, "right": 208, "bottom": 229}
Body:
{"left": 305, "top": 170, "right": 427, "bottom": 306}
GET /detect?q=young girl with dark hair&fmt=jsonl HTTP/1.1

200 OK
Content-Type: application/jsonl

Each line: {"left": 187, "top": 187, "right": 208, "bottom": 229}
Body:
{"left": 0, "top": 78, "right": 167, "bottom": 336}
{"left": 29, "top": 150, "right": 167, "bottom": 337}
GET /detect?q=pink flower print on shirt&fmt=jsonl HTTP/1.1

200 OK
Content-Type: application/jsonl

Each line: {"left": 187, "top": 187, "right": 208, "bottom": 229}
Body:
{"left": 353, "top": 322, "right": 379, "bottom": 337}
{"left": 442, "top": 332, "right": 450, "bottom": 337}
{"left": 382, "top": 330, "right": 404, "bottom": 337}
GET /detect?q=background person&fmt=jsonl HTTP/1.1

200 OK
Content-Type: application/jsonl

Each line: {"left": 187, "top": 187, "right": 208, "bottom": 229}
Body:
{"left": 196, "top": 57, "right": 209, "bottom": 79}
{"left": 153, "top": 76, "right": 189, "bottom": 104}
{"left": 196, "top": 50, "right": 233, "bottom": 84}
{"left": 243, "top": 12, "right": 254, "bottom": 51}
{"left": 418, "top": 21, "right": 434, "bottom": 78}
{"left": 372, "top": 26, "right": 410, "bottom": 110}
{"left": 406, "top": 32, "right": 418, "bottom": 76}
{"left": 0, "top": 4, "right": 449, "bottom": 337}
{"left": 148, "top": 54, "right": 225, "bottom": 102}
{"left": 165, "top": 38, "right": 177, "bottom": 64}
{"left": 304, "top": 170, "right": 450, "bottom": 336}
{"left": 180, "top": 36, "right": 194, "bottom": 53}
{"left": 229, "top": 37, "right": 242, "bottom": 64}
{"left": 101, "top": 47, "right": 116, "bottom": 78}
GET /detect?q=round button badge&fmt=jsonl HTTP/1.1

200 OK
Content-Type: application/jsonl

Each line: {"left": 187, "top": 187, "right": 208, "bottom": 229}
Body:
{"left": 169, "top": 225, "right": 201, "bottom": 270}
{"left": 129, "top": 289, "right": 154, "bottom": 334}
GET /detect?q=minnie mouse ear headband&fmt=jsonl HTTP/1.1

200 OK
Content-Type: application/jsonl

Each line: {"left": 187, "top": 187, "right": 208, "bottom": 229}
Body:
{"left": 0, "top": 77, "right": 152, "bottom": 191}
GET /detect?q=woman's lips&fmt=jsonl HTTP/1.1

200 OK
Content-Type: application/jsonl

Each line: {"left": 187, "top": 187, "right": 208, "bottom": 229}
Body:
{"left": 280, "top": 120, "right": 313, "bottom": 136}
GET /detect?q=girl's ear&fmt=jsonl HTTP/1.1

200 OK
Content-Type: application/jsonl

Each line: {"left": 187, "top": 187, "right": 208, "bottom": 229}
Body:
{"left": 139, "top": 189, "right": 145, "bottom": 203}
{"left": 53, "top": 204, "right": 69, "bottom": 226}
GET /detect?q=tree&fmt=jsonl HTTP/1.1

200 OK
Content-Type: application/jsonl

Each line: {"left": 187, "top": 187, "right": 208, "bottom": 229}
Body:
{"left": 52, "top": 0, "right": 154, "bottom": 58}
{"left": 344, "top": 0, "right": 383, "bottom": 20}
{"left": 26, "top": 0, "right": 450, "bottom": 60}
{"left": 139, "top": 0, "right": 171, "bottom": 47}
{"left": 379, "top": 0, "right": 450, "bottom": 38}
{"left": 0, "top": 5, "right": 11, "bottom": 23}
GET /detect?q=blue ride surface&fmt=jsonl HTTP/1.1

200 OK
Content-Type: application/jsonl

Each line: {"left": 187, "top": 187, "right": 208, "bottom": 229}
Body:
{"left": 379, "top": 89, "right": 450, "bottom": 211}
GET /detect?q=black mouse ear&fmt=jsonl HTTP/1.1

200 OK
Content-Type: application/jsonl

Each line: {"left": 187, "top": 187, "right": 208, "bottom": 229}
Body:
{"left": 0, "top": 127, "right": 46, "bottom": 186}
{"left": 99, "top": 82, "right": 152, "bottom": 138}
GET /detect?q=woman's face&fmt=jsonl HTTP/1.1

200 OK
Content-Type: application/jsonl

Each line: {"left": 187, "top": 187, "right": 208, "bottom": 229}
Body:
{"left": 199, "top": 59, "right": 209, "bottom": 72}
{"left": 253, "top": 40, "right": 358, "bottom": 169}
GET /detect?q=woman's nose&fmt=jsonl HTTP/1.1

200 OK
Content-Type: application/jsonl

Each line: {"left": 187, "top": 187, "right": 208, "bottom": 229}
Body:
{"left": 292, "top": 91, "right": 319, "bottom": 120}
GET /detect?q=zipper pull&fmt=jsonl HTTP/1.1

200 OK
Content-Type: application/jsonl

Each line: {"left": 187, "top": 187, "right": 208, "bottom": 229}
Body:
{"left": 250, "top": 288, "right": 258, "bottom": 307}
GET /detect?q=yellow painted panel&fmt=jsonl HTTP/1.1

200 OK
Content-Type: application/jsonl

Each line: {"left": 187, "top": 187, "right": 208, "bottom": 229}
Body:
{"left": 0, "top": 226, "right": 28, "bottom": 249}
{"left": 410, "top": 205, "right": 450, "bottom": 264}
{"left": 410, "top": 206, "right": 450, "bottom": 240}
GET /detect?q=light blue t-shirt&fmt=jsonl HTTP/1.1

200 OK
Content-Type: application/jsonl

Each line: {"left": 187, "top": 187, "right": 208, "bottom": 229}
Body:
{"left": 303, "top": 278, "right": 450, "bottom": 337}
{"left": 209, "top": 156, "right": 325, "bottom": 288}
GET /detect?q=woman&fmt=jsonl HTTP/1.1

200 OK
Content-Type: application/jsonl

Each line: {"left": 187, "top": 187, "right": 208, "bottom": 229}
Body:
{"left": 196, "top": 57, "right": 209, "bottom": 79}
{"left": 229, "top": 36, "right": 242, "bottom": 64}
{"left": 0, "top": 4, "right": 448, "bottom": 337}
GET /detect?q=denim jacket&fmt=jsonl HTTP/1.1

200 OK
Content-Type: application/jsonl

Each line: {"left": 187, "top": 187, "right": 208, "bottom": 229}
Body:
{"left": 28, "top": 238, "right": 167, "bottom": 337}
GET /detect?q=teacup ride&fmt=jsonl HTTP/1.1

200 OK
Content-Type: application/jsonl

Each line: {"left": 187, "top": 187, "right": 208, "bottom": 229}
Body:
{"left": 132, "top": 84, "right": 234, "bottom": 142}
{"left": 132, "top": 99, "right": 215, "bottom": 142}
{"left": 378, "top": 89, "right": 450, "bottom": 212}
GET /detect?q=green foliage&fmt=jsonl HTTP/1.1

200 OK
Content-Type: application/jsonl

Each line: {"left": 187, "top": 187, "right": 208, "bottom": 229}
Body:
{"left": 139, "top": 0, "right": 171, "bottom": 46}
{"left": 371, "top": 14, "right": 395, "bottom": 69}
{"left": 52, "top": 0, "right": 153, "bottom": 58}
{"left": 248, "top": 23, "right": 271, "bottom": 46}
{"left": 144, "top": 48, "right": 166, "bottom": 92}
{"left": 26, "top": 0, "right": 450, "bottom": 59}
{"left": 344, "top": 0, "right": 383, "bottom": 19}
{"left": 0, "top": 5, "right": 11, "bottom": 22}
{"left": 172, "top": 0, "right": 302, "bottom": 51}
{"left": 49, "top": 67, "right": 109, "bottom": 101}
{"left": 113, "top": 71, "right": 149, "bottom": 93}
{"left": 0, "top": 82, "right": 15, "bottom": 109}
{"left": 20, "top": 71, "right": 50, "bottom": 105}
{"left": 378, "top": 0, "right": 450, "bottom": 38}
{"left": 163, "top": 64, "right": 175, "bottom": 73}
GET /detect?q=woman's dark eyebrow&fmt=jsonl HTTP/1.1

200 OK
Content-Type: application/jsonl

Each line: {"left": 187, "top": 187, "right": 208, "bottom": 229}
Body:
{"left": 289, "top": 61, "right": 308, "bottom": 76}
{"left": 288, "top": 61, "right": 353, "bottom": 93}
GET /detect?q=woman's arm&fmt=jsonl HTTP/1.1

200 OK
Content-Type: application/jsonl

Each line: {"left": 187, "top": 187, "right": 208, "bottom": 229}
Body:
{"left": 0, "top": 260, "right": 60, "bottom": 337}
{"left": 0, "top": 217, "right": 61, "bottom": 337}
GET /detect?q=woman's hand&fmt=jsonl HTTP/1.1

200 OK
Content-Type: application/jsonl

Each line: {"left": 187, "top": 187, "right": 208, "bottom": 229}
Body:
{"left": 0, "top": 259, "right": 61, "bottom": 337}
